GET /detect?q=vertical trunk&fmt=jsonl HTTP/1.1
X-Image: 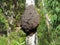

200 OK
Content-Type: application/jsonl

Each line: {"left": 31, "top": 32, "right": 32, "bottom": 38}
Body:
{"left": 7, "top": 15, "right": 13, "bottom": 45}
{"left": 42, "top": 0, "right": 51, "bottom": 42}
{"left": 26, "top": 32, "right": 38, "bottom": 45}
{"left": 26, "top": 0, "right": 35, "bottom": 7}
{"left": 7, "top": 27, "right": 11, "bottom": 45}
{"left": 45, "top": 14, "right": 51, "bottom": 30}
{"left": 42, "top": 0, "right": 51, "bottom": 30}
{"left": 45, "top": 14, "right": 51, "bottom": 42}
{"left": 7, "top": 17, "right": 13, "bottom": 45}
{"left": 25, "top": 0, "right": 38, "bottom": 45}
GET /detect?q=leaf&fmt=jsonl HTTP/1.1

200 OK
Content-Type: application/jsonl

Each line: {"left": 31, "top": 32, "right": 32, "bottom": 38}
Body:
{"left": 0, "top": 9, "right": 2, "bottom": 13}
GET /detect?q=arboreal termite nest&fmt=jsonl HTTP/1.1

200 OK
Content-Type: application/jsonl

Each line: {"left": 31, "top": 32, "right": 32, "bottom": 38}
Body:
{"left": 20, "top": 5, "right": 40, "bottom": 36}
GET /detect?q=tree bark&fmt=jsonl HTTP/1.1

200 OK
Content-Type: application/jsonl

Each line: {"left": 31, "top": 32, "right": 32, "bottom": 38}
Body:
{"left": 26, "top": 32, "right": 38, "bottom": 45}
{"left": 7, "top": 27, "right": 11, "bottom": 45}
{"left": 25, "top": 0, "right": 38, "bottom": 45}
{"left": 45, "top": 14, "right": 51, "bottom": 30}
{"left": 26, "top": 0, "right": 35, "bottom": 7}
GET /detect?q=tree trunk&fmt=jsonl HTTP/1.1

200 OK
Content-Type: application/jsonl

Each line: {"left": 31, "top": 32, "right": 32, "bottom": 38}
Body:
{"left": 42, "top": 0, "right": 51, "bottom": 42}
{"left": 7, "top": 27, "right": 11, "bottom": 45}
{"left": 26, "top": 32, "right": 38, "bottom": 45}
{"left": 45, "top": 14, "right": 51, "bottom": 30}
{"left": 26, "top": 0, "right": 35, "bottom": 7}
{"left": 25, "top": 0, "right": 38, "bottom": 45}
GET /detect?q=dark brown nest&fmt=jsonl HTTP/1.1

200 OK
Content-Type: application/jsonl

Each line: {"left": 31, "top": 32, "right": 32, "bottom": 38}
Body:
{"left": 20, "top": 5, "right": 40, "bottom": 35}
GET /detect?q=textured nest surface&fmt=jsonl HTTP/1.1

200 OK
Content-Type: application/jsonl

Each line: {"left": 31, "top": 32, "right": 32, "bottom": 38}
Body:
{"left": 20, "top": 5, "right": 40, "bottom": 34}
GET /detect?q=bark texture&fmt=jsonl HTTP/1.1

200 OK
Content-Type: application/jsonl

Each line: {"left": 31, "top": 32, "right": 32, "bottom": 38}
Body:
{"left": 26, "top": 32, "right": 38, "bottom": 45}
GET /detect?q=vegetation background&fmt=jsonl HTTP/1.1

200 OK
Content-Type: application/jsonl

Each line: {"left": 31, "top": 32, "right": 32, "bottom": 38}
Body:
{"left": 0, "top": 0, "right": 60, "bottom": 45}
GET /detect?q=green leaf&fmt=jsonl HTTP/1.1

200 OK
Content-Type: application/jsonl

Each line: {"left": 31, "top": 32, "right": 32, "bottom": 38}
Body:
{"left": 0, "top": 9, "right": 2, "bottom": 13}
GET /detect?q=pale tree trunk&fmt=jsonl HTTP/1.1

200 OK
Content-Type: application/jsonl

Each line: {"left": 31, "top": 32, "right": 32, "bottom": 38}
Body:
{"left": 25, "top": 0, "right": 38, "bottom": 45}
{"left": 7, "top": 13, "right": 14, "bottom": 45}
{"left": 45, "top": 14, "right": 51, "bottom": 30}
{"left": 26, "top": 32, "right": 38, "bottom": 45}
{"left": 7, "top": 27, "right": 11, "bottom": 45}
{"left": 42, "top": 0, "right": 51, "bottom": 42}
{"left": 45, "top": 14, "right": 51, "bottom": 42}
{"left": 42, "top": 0, "right": 51, "bottom": 30}
{"left": 26, "top": 0, "right": 35, "bottom": 7}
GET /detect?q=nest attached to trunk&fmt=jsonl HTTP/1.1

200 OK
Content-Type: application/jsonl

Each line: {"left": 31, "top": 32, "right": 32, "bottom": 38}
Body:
{"left": 20, "top": 5, "right": 40, "bottom": 34}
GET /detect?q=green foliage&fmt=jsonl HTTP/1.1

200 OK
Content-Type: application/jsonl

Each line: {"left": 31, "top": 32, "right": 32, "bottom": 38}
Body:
{"left": 36, "top": 0, "right": 60, "bottom": 45}
{"left": 0, "top": 0, "right": 26, "bottom": 45}
{"left": 0, "top": 11, "right": 9, "bottom": 31}
{"left": 0, "top": 36, "right": 7, "bottom": 45}
{"left": 9, "top": 31, "right": 26, "bottom": 45}
{"left": 0, "top": 9, "right": 2, "bottom": 13}
{"left": 45, "top": 0, "right": 60, "bottom": 28}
